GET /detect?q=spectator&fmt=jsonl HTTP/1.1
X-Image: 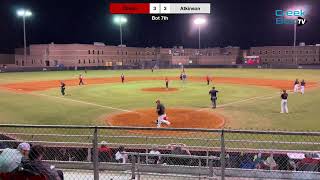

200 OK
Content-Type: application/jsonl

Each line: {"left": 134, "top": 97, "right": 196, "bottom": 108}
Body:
{"left": 263, "top": 153, "right": 278, "bottom": 170}
{"left": 0, "top": 142, "right": 30, "bottom": 172}
{"left": 98, "top": 141, "right": 112, "bottom": 162}
{"left": 115, "top": 146, "right": 128, "bottom": 164}
{"left": 168, "top": 145, "right": 191, "bottom": 165}
{"left": 240, "top": 155, "right": 255, "bottom": 169}
{"left": 148, "top": 146, "right": 161, "bottom": 164}
{"left": 22, "top": 145, "right": 63, "bottom": 180}
{"left": 253, "top": 153, "right": 263, "bottom": 169}
{"left": 296, "top": 153, "right": 320, "bottom": 171}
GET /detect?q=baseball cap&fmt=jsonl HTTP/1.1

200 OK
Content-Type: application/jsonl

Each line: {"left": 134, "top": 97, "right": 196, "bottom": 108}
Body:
{"left": 17, "top": 142, "right": 30, "bottom": 151}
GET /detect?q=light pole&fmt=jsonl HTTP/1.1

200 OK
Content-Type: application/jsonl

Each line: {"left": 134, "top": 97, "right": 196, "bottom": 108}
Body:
{"left": 113, "top": 16, "right": 127, "bottom": 46}
{"left": 17, "top": 9, "right": 32, "bottom": 65}
{"left": 113, "top": 16, "right": 127, "bottom": 66}
{"left": 193, "top": 17, "right": 206, "bottom": 50}
{"left": 293, "top": 22, "right": 297, "bottom": 65}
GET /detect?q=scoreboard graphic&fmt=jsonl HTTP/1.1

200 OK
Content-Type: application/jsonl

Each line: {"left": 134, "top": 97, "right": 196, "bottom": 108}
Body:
{"left": 110, "top": 3, "right": 211, "bottom": 14}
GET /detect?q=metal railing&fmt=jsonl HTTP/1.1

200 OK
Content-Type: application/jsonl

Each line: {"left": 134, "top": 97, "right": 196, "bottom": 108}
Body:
{"left": 0, "top": 124, "right": 320, "bottom": 180}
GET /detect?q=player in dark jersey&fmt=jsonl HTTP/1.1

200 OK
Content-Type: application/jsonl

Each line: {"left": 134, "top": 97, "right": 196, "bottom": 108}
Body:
{"left": 209, "top": 87, "right": 219, "bottom": 108}
{"left": 155, "top": 100, "right": 170, "bottom": 128}
{"left": 60, "top": 81, "right": 66, "bottom": 96}
{"left": 280, "top": 90, "right": 288, "bottom": 113}
{"left": 121, "top": 73, "right": 125, "bottom": 84}
{"left": 79, "top": 74, "right": 84, "bottom": 85}
{"left": 206, "top": 75, "right": 210, "bottom": 85}
{"left": 165, "top": 77, "right": 169, "bottom": 89}
{"left": 300, "top": 79, "right": 306, "bottom": 94}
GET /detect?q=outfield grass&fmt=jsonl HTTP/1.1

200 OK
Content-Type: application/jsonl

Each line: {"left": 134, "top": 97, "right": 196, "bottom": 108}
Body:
{"left": 0, "top": 68, "right": 319, "bottom": 132}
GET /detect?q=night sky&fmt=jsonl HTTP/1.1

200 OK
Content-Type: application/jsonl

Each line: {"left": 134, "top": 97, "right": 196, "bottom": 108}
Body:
{"left": 0, "top": 0, "right": 320, "bottom": 53}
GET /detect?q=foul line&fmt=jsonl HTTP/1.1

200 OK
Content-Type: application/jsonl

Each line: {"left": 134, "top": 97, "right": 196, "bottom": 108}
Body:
{"left": 36, "top": 93, "right": 133, "bottom": 113}
{"left": 196, "top": 91, "right": 292, "bottom": 112}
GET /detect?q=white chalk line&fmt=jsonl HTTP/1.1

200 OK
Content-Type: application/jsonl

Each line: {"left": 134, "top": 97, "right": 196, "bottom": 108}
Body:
{"left": 36, "top": 93, "right": 133, "bottom": 113}
{"left": 196, "top": 91, "right": 293, "bottom": 112}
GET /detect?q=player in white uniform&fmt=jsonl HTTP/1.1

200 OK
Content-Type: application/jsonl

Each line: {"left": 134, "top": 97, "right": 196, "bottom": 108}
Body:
{"left": 293, "top": 79, "right": 299, "bottom": 93}
{"left": 280, "top": 90, "right": 289, "bottom": 113}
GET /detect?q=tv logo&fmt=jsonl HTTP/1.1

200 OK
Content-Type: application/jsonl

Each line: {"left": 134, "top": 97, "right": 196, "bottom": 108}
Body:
{"left": 297, "top": 17, "right": 307, "bottom": 26}
{"left": 275, "top": 9, "right": 307, "bottom": 26}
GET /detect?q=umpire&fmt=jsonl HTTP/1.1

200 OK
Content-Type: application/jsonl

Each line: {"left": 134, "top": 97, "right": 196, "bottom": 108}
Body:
{"left": 209, "top": 87, "right": 219, "bottom": 108}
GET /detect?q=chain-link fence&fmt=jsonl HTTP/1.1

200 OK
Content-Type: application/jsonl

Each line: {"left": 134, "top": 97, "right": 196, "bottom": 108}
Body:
{"left": 0, "top": 125, "right": 320, "bottom": 180}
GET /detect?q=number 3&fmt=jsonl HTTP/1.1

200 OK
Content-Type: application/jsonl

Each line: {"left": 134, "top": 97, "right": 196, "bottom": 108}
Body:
{"left": 153, "top": 7, "right": 156, "bottom": 10}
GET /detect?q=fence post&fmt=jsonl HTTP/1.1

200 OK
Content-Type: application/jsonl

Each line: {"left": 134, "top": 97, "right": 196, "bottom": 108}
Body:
{"left": 209, "top": 157, "right": 214, "bottom": 178}
{"left": 131, "top": 155, "right": 136, "bottom": 180}
{"left": 220, "top": 130, "right": 226, "bottom": 180}
{"left": 92, "top": 127, "right": 99, "bottom": 180}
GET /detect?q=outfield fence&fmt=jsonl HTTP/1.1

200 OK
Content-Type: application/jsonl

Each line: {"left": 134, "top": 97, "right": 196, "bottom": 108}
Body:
{"left": 0, "top": 125, "right": 320, "bottom": 179}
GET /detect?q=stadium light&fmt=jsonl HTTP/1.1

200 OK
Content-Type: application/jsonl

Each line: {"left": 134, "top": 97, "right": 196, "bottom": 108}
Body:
{"left": 16, "top": 9, "right": 32, "bottom": 66}
{"left": 193, "top": 17, "right": 207, "bottom": 49}
{"left": 286, "top": 5, "right": 308, "bottom": 66}
{"left": 113, "top": 16, "right": 127, "bottom": 46}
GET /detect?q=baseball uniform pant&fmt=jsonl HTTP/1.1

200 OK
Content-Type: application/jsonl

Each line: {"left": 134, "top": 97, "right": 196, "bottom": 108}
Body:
{"left": 157, "top": 114, "right": 170, "bottom": 128}
{"left": 281, "top": 99, "right": 288, "bottom": 113}
{"left": 211, "top": 97, "right": 217, "bottom": 108}
{"left": 300, "top": 86, "right": 305, "bottom": 94}
{"left": 294, "top": 84, "right": 299, "bottom": 93}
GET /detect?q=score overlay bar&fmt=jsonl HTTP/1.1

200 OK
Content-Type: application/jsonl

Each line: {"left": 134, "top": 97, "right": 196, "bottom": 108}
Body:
{"left": 110, "top": 3, "right": 211, "bottom": 14}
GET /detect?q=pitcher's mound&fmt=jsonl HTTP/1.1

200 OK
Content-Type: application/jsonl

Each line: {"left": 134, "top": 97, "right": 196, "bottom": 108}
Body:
{"left": 142, "top": 87, "right": 178, "bottom": 92}
{"left": 106, "top": 108, "right": 225, "bottom": 129}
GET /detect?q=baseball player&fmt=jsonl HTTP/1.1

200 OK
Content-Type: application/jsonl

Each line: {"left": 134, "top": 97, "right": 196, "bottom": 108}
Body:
{"left": 300, "top": 79, "right": 306, "bottom": 94}
{"left": 121, "top": 73, "right": 125, "bottom": 84}
{"left": 182, "top": 73, "right": 187, "bottom": 83}
{"left": 79, "top": 74, "right": 84, "bottom": 85}
{"left": 280, "top": 90, "right": 289, "bottom": 113}
{"left": 155, "top": 100, "right": 171, "bottom": 128}
{"left": 179, "top": 73, "right": 183, "bottom": 81}
{"left": 60, "top": 81, "right": 66, "bottom": 96}
{"left": 209, "top": 87, "right": 219, "bottom": 108}
{"left": 293, "top": 79, "right": 299, "bottom": 93}
{"left": 165, "top": 77, "right": 169, "bottom": 89}
{"left": 206, "top": 75, "right": 211, "bottom": 85}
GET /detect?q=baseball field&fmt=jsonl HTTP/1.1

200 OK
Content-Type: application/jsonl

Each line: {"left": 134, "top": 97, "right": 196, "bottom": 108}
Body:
{"left": 0, "top": 68, "right": 319, "bottom": 132}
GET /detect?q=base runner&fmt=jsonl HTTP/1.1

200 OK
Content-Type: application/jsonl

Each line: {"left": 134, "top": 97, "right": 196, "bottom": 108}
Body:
{"left": 155, "top": 100, "right": 171, "bottom": 128}
{"left": 280, "top": 90, "right": 289, "bottom": 113}
{"left": 293, "top": 79, "right": 299, "bottom": 93}
{"left": 60, "top": 81, "right": 66, "bottom": 96}
{"left": 300, "top": 79, "right": 306, "bottom": 94}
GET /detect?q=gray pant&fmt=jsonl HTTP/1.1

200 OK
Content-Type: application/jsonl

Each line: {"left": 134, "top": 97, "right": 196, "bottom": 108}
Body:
{"left": 211, "top": 97, "right": 217, "bottom": 108}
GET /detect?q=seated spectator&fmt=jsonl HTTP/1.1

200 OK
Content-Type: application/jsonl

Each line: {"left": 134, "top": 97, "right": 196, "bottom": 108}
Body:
{"left": 263, "top": 153, "right": 278, "bottom": 170}
{"left": 167, "top": 144, "right": 191, "bottom": 165}
{"left": 240, "top": 155, "right": 255, "bottom": 169}
{"left": 98, "top": 141, "right": 112, "bottom": 162}
{"left": 0, "top": 142, "right": 30, "bottom": 172}
{"left": 296, "top": 153, "right": 320, "bottom": 171}
{"left": 148, "top": 146, "right": 161, "bottom": 164}
{"left": 21, "top": 145, "right": 63, "bottom": 180}
{"left": 253, "top": 153, "right": 263, "bottom": 169}
{"left": 115, "top": 146, "right": 128, "bottom": 164}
